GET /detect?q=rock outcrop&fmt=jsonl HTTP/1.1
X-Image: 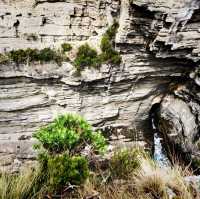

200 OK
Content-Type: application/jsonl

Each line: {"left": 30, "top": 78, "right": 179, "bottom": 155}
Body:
{"left": 157, "top": 75, "right": 200, "bottom": 171}
{"left": 0, "top": 0, "right": 200, "bottom": 171}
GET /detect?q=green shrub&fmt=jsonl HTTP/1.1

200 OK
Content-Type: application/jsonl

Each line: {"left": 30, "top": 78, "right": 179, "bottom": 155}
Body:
{"left": 73, "top": 21, "right": 121, "bottom": 73}
{"left": 99, "top": 50, "right": 121, "bottom": 65}
{"left": 3, "top": 46, "right": 67, "bottom": 66}
{"left": 47, "top": 153, "right": 89, "bottom": 191}
{"left": 100, "top": 35, "right": 112, "bottom": 53}
{"left": 109, "top": 148, "right": 143, "bottom": 179}
{"left": 9, "top": 48, "right": 41, "bottom": 64}
{"left": 34, "top": 114, "right": 107, "bottom": 154}
{"left": 74, "top": 44, "right": 100, "bottom": 71}
{"left": 9, "top": 49, "right": 28, "bottom": 64}
{"left": 100, "top": 21, "right": 121, "bottom": 65}
{"left": 33, "top": 113, "right": 107, "bottom": 193}
{"left": 110, "top": 51, "right": 121, "bottom": 64}
{"left": 106, "top": 21, "right": 119, "bottom": 39}
{"left": 37, "top": 48, "right": 56, "bottom": 62}
{"left": 61, "top": 43, "right": 72, "bottom": 52}
{"left": 7, "top": 48, "right": 64, "bottom": 65}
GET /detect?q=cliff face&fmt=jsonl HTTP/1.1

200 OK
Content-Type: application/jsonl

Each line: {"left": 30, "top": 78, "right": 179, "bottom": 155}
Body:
{"left": 0, "top": 0, "right": 200, "bottom": 171}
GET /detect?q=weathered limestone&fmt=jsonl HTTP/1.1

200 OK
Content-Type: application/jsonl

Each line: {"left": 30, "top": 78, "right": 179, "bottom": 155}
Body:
{"left": 0, "top": 0, "right": 200, "bottom": 171}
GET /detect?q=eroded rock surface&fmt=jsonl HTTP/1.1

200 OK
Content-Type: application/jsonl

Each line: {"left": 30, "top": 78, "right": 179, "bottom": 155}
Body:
{"left": 157, "top": 81, "right": 200, "bottom": 170}
{"left": 0, "top": 0, "right": 200, "bottom": 171}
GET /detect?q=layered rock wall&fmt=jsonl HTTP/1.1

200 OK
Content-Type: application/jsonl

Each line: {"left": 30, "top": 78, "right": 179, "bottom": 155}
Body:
{"left": 0, "top": 0, "right": 200, "bottom": 171}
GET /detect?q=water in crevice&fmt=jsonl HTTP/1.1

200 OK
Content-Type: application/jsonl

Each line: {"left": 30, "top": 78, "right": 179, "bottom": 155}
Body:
{"left": 152, "top": 117, "right": 170, "bottom": 167}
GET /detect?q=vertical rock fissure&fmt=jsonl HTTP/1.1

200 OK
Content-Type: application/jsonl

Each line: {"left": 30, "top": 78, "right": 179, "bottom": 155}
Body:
{"left": 150, "top": 103, "right": 171, "bottom": 167}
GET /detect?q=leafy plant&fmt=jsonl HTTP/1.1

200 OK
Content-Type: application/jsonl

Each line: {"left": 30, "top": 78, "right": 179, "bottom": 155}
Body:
{"left": 34, "top": 114, "right": 107, "bottom": 154}
{"left": 37, "top": 48, "right": 58, "bottom": 63}
{"left": 73, "top": 21, "right": 121, "bottom": 74}
{"left": 25, "top": 48, "right": 39, "bottom": 62}
{"left": 100, "top": 35, "right": 112, "bottom": 53}
{"left": 7, "top": 48, "right": 62, "bottom": 65}
{"left": 100, "top": 21, "right": 121, "bottom": 65}
{"left": 1, "top": 46, "right": 66, "bottom": 66}
{"left": 61, "top": 43, "right": 72, "bottom": 52}
{"left": 47, "top": 154, "right": 89, "bottom": 191}
{"left": 74, "top": 44, "right": 100, "bottom": 71}
{"left": 33, "top": 113, "right": 107, "bottom": 194}
{"left": 9, "top": 49, "right": 28, "bottom": 64}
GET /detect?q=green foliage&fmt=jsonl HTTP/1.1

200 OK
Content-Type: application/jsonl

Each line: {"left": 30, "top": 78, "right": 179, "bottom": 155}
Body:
{"left": 74, "top": 44, "right": 100, "bottom": 71}
{"left": 37, "top": 48, "right": 56, "bottom": 62}
{"left": 9, "top": 49, "right": 28, "bottom": 64}
{"left": 109, "top": 148, "right": 142, "bottom": 179}
{"left": 33, "top": 113, "right": 107, "bottom": 193}
{"left": 100, "top": 35, "right": 112, "bottom": 53}
{"left": 99, "top": 50, "right": 121, "bottom": 65}
{"left": 61, "top": 43, "right": 72, "bottom": 52}
{"left": 0, "top": 44, "right": 71, "bottom": 66}
{"left": 7, "top": 48, "right": 64, "bottom": 65}
{"left": 34, "top": 114, "right": 107, "bottom": 154}
{"left": 73, "top": 21, "right": 121, "bottom": 74}
{"left": 47, "top": 153, "right": 89, "bottom": 191}
{"left": 100, "top": 21, "right": 119, "bottom": 53}
{"left": 106, "top": 21, "right": 119, "bottom": 39}
{"left": 91, "top": 131, "right": 107, "bottom": 153}
{"left": 100, "top": 21, "right": 121, "bottom": 65}
{"left": 25, "top": 48, "right": 40, "bottom": 62}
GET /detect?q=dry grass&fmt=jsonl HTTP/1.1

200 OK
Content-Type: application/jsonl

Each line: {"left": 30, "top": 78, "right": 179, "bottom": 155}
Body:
{"left": 0, "top": 167, "right": 44, "bottom": 199}
{"left": 72, "top": 149, "right": 199, "bottom": 199}
{"left": 133, "top": 158, "right": 195, "bottom": 199}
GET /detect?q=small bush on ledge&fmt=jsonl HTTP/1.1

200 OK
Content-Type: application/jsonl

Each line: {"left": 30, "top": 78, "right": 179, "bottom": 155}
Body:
{"left": 100, "top": 21, "right": 121, "bottom": 65}
{"left": 0, "top": 43, "right": 72, "bottom": 66}
{"left": 47, "top": 153, "right": 89, "bottom": 191}
{"left": 74, "top": 43, "right": 100, "bottom": 72}
{"left": 8, "top": 48, "right": 65, "bottom": 66}
{"left": 0, "top": 22, "right": 121, "bottom": 75}
{"left": 73, "top": 21, "right": 121, "bottom": 74}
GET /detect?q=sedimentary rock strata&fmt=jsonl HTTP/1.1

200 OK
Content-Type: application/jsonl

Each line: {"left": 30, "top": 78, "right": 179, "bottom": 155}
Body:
{"left": 0, "top": 0, "right": 200, "bottom": 171}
